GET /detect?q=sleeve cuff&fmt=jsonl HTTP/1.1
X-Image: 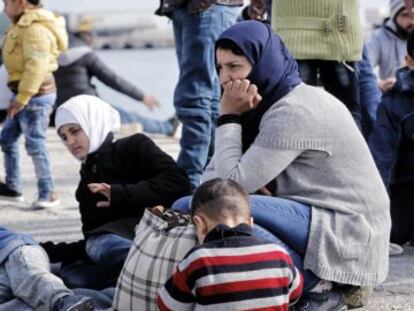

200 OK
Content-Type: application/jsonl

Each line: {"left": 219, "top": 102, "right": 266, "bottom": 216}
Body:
{"left": 16, "top": 92, "right": 32, "bottom": 106}
{"left": 217, "top": 114, "right": 242, "bottom": 126}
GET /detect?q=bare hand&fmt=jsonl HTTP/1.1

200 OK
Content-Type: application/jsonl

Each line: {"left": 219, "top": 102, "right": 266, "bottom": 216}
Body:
{"left": 142, "top": 95, "right": 160, "bottom": 110}
{"left": 257, "top": 186, "right": 272, "bottom": 196}
{"left": 7, "top": 100, "right": 25, "bottom": 118}
{"left": 378, "top": 78, "right": 396, "bottom": 92}
{"left": 88, "top": 183, "right": 111, "bottom": 207}
{"left": 220, "top": 79, "right": 262, "bottom": 115}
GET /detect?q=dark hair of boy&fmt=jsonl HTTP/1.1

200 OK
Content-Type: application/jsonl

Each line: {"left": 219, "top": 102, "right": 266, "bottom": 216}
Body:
{"left": 407, "top": 29, "right": 414, "bottom": 58}
{"left": 190, "top": 178, "right": 250, "bottom": 222}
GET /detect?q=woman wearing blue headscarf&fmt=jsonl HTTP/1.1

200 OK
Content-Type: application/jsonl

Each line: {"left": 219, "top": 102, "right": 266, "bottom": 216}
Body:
{"left": 198, "top": 21, "right": 390, "bottom": 310}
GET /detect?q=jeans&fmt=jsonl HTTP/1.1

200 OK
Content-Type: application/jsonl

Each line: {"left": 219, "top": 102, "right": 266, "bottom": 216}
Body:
{"left": 0, "top": 93, "right": 56, "bottom": 199}
{"left": 171, "top": 5, "right": 239, "bottom": 189}
{"left": 0, "top": 245, "right": 71, "bottom": 311}
{"left": 356, "top": 46, "right": 382, "bottom": 139}
{"left": 172, "top": 195, "right": 320, "bottom": 292}
{"left": 59, "top": 233, "right": 132, "bottom": 289}
{"left": 297, "top": 60, "right": 362, "bottom": 129}
{"left": 115, "top": 106, "right": 174, "bottom": 135}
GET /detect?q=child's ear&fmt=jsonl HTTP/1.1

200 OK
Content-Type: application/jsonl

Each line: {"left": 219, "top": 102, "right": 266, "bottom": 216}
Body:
{"left": 193, "top": 214, "right": 208, "bottom": 235}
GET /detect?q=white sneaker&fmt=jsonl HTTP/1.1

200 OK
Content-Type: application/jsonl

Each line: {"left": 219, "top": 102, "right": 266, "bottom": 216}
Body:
{"left": 31, "top": 192, "right": 60, "bottom": 210}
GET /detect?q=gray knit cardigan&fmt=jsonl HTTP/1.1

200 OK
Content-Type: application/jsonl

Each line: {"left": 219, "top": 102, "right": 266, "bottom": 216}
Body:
{"left": 202, "top": 83, "right": 391, "bottom": 286}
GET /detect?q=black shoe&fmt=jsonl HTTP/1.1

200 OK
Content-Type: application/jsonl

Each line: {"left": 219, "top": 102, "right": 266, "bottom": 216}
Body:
{"left": 0, "top": 182, "right": 24, "bottom": 202}
{"left": 290, "top": 289, "right": 347, "bottom": 311}
{"left": 52, "top": 295, "right": 94, "bottom": 311}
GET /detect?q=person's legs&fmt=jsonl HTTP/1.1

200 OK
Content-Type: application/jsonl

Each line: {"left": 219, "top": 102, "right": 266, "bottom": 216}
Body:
{"left": 115, "top": 106, "right": 174, "bottom": 135}
{"left": 5, "top": 245, "right": 72, "bottom": 310}
{"left": 171, "top": 5, "right": 238, "bottom": 190}
{"left": 249, "top": 195, "right": 311, "bottom": 256}
{"left": 390, "top": 183, "right": 414, "bottom": 245}
{"left": 58, "top": 260, "right": 119, "bottom": 290}
{"left": 0, "top": 114, "right": 23, "bottom": 195}
{"left": 19, "top": 93, "right": 56, "bottom": 201}
{"left": 319, "top": 61, "right": 362, "bottom": 129}
{"left": 296, "top": 60, "right": 319, "bottom": 86}
{"left": 85, "top": 233, "right": 132, "bottom": 272}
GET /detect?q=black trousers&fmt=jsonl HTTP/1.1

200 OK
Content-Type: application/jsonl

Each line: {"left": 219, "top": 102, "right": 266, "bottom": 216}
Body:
{"left": 297, "top": 60, "right": 362, "bottom": 129}
{"left": 390, "top": 182, "right": 414, "bottom": 245}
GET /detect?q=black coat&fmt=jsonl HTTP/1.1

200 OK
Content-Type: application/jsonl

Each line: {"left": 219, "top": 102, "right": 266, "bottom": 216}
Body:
{"left": 76, "top": 133, "right": 190, "bottom": 237}
{"left": 369, "top": 67, "right": 414, "bottom": 189}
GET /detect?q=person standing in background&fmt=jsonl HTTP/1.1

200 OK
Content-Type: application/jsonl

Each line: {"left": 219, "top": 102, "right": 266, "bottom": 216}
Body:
{"left": 272, "top": 0, "right": 364, "bottom": 128}
{"left": 0, "top": 0, "right": 68, "bottom": 209}
{"left": 156, "top": 0, "right": 266, "bottom": 190}
{"left": 366, "top": 0, "right": 414, "bottom": 93}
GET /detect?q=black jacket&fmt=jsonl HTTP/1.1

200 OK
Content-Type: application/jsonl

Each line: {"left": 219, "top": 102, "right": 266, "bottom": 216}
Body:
{"left": 54, "top": 34, "right": 144, "bottom": 107}
{"left": 76, "top": 133, "right": 190, "bottom": 236}
{"left": 369, "top": 67, "right": 414, "bottom": 189}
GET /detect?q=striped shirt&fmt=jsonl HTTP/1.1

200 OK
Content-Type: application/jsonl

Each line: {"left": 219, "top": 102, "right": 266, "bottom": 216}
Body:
{"left": 158, "top": 224, "right": 303, "bottom": 311}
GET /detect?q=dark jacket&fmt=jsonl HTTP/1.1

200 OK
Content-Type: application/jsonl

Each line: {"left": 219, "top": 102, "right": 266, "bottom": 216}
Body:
{"left": 76, "top": 133, "right": 190, "bottom": 237}
{"left": 54, "top": 34, "right": 144, "bottom": 107}
{"left": 369, "top": 67, "right": 414, "bottom": 189}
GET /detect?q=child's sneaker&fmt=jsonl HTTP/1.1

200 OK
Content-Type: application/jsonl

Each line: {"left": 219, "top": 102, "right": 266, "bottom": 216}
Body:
{"left": 31, "top": 192, "right": 60, "bottom": 210}
{"left": 52, "top": 295, "right": 93, "bottom": 311}
{"left": 0, "top": 181, "right": 24, "bottom": 202}
{"left": 290, "top": 288, "right": 347, "bottom": 311}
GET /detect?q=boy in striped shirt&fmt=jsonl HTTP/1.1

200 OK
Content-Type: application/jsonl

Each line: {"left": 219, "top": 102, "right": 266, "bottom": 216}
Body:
{"left": 158, "top": 178, "right": 303, "bottom": 311}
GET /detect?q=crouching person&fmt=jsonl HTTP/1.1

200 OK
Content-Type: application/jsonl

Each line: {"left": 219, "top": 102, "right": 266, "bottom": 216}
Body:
{"left": 158, "top": 178, "right": 303, "bottom": 311}
{"left": 0, "top": 226, "right": 92, "bottom": 311}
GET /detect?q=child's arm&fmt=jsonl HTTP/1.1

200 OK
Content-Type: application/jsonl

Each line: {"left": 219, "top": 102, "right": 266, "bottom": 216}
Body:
{"left": 287, "top": 264, "right": 304, "bottom": 306}
{"left": 157, "top": 266, "right": 195, "bottom": 311}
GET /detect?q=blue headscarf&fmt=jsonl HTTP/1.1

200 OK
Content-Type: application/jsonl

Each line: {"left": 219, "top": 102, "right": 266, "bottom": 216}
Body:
{"left": 216, "top": 20, "right": 301, "bottom": 151}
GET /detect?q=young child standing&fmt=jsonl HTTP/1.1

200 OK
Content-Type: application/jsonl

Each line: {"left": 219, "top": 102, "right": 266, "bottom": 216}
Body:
{"left": 158, "top": 178, "right": 303, "bottom": 311}
{"left": 0, "top": 226, "right": 92, "bottom": 311}
{"left": 0, "top": 0, "right": 68, "bottom": 208}
{"left": 369, "top": 30, "right": 414, "bottom": 246}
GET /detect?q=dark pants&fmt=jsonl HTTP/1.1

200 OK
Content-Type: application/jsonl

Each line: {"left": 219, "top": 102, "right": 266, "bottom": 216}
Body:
{"left": 297, "top": 60, "right": 362, "bottom": 129}
{"left": 390, "top": 182, "right": 414, "bottom": 245}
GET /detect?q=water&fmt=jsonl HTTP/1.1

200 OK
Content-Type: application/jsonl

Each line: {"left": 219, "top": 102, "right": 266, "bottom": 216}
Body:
{"left": 95, "top": 48, "right": 178, "bottom": 121}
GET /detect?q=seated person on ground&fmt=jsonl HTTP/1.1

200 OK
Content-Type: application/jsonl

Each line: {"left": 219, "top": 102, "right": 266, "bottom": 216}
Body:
{"left": 369, "top": 29, "right": 414, "bottom": 246}
{"left": 0, "top": 226, "right": 92, "bottom": 311}
{"left": 42, "top": 95, "right": 190, "bottom": 290}
{"left": 158, "top": 178, "right": 303, "bottom": 311}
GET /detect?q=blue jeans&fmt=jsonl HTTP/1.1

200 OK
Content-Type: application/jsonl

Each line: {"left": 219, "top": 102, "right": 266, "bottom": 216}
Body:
{"left": 59, "top": 233, "right": 132, "bottom": 290}
{"left": 171, "top": 5, "right": 239, "bottom": 189}
{"left": 297, "top": 60, "right": 362, "bottom": 129}
{"left": 0, "top": 245, "right": 71, "bottom": 311}
{"left": 115, "top": 106, "right": 174, "bottom": 135}
{"left": 0, "top": 93, "right": 56, "bottom": 199}
{"left": 356, "top": 46, "right": 381, "bottom": 140}
{"left": 172, "top": 195, "right": 320, "bottom": 292}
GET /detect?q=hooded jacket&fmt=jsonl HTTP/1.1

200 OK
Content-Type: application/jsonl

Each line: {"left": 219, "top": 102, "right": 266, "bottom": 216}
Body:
{"left": 2, "top": 8, "right": 68, "bottom": 105}
{"left": 54, "top": 34, "right": 144, "bottom": 107}
{"left": 365, "top": 18, "right": 407, "bottom": 80}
